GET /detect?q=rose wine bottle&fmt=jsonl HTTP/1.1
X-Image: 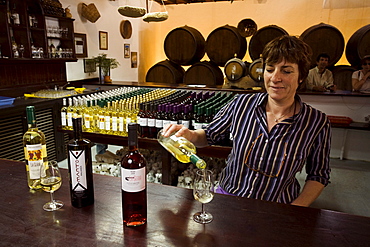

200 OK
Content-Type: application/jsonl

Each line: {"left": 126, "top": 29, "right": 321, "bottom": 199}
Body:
{"left": 23, "top": 106, "right": 48, "bottom": 190}
{"left": 67, "top": 117, "right": 94, "bottom": 208}
{"left": 121, "top": 123, "right": 147, "bottom": 226}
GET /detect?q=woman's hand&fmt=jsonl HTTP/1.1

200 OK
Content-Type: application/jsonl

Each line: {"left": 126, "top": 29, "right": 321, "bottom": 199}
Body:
{"left": 162, "top": 124, "right": 208, "bottom": 147}
{"left": 162, "top": 124, "right": 194, "bottom": 141}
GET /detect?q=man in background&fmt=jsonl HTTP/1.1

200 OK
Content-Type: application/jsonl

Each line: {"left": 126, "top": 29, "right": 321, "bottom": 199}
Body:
{"left": 305, "top": 53, "right": 335, "bottom": 92}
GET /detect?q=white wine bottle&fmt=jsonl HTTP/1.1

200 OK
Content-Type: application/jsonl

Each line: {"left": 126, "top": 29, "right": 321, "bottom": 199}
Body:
{"left": 23, "top": 106, "right": 48, "bottom": 190}
{"left": 60, "top": 98, "right": 68, "bottom": 129}
{"left": 157, "top": 129, "right": 206, "bottom": 169}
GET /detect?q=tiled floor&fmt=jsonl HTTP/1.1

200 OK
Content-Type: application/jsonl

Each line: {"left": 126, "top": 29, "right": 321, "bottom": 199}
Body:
{"left": 59, "top": 150, "right": 370, "bottom": 218}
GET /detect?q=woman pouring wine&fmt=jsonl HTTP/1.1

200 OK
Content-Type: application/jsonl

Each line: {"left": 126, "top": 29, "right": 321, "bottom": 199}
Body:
{"left": 162, "top": 35, "right": 331, "bottom": 207}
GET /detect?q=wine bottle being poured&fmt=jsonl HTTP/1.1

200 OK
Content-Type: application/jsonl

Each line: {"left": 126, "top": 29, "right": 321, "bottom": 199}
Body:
{"left": 157, "top": 129, "right": 207, "bottom": 169}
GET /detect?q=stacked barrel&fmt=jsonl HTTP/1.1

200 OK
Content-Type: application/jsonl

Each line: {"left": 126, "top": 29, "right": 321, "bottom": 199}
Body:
{"left": 146, "top": 22, "right": 370, "bottom": 90}
{"left": 146, "top": 25, "right": 248, "bottom": 87}
{"left": 145, "top": 23, "right": 291, "bottom": 87}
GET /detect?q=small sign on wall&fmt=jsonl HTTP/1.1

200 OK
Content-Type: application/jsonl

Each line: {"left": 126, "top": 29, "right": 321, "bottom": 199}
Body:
{"left": 124, "top": 44, "right": 130, "bottom": 58}
{"left": 75, "top": 33, "right": 87, "bottom": 58}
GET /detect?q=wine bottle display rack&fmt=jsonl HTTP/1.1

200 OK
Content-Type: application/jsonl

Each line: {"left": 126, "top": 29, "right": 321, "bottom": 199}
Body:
{"left": 60, "top": 86, "right": 235, "bottom": 140}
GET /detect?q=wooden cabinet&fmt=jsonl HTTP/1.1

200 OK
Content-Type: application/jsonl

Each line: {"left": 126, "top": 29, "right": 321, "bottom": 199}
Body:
{"left": 0, "top": 0, "right": 75, "bottom": 60}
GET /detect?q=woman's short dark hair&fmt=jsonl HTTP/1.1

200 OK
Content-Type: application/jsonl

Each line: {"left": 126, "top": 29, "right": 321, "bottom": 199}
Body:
{"left": 262, "top": 35, "right": 312, "bottom": 82}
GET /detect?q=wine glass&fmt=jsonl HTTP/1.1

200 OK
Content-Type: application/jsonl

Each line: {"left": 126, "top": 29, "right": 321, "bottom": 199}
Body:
{"left": 193, "top": 169, "right": 214, "bottom": 224}
{"left": 40, "top": 160, "right": 64, "bottom": 211}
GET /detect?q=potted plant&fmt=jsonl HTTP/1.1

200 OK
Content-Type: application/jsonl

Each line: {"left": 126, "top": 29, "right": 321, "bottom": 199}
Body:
{"left": 93, "top": 53, "right": 120, "bottom": 83}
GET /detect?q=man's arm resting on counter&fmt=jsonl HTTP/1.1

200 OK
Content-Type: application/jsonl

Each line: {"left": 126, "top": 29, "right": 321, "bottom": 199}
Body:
{"left": 291, "top": 180, "right": 325, "bottom": 207}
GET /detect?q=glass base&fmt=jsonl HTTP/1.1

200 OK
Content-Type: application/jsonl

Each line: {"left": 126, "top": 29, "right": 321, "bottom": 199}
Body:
{"left": 43, "top": 200, "right": 64, "bottom": 211}
{"left": 193, "top": 211, "right": 213, "bottom": 224}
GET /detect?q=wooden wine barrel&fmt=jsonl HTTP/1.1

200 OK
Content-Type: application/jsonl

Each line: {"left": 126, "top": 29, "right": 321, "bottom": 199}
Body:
{"left": 249, "top": 25, "right": 288, "bottom": 61}
{"left": 164, "top": 26, "right": 206, "bottom": 66}
{"left": 183, "top": 61, "right": 224, "bottom": 87}
{"left": 249, "top": 58, "right": 264, "bottom": 82}
{"left": 300, "top": 23, "right": 344, "bottom": 68}
{"left": 145, "top": 60, "right": 185, "bottom": 84}
{"left": 205, "top": 25, "right": 247, "bottom": 67}
{"left": 224, "top": 58, "right": 249, "bottom": 81}
{"left": 237, "top": 18, "right": 257, "bottom": 38}
{"left": 345, "top": 24, "right": 370, "bottom": 68}
{"left": 331, "top": 65, "right": 356, "bottom": 91}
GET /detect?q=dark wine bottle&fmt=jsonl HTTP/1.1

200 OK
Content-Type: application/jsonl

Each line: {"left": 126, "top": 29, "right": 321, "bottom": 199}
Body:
{"left": 121, "top": 123, "right": 147, "bottom": 226}
{"left": 67, "top": 117, "right": 94, "bottom": 208}
{"left": 138, "top": 103, "right": 148, "bottom": 138}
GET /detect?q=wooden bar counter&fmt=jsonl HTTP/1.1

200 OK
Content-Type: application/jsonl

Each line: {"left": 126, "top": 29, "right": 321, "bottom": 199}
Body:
{"left": 1, "top": 158, "right": 369, "bottom": 246}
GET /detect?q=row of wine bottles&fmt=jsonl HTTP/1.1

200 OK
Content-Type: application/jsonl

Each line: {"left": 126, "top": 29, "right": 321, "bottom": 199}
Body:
{"left": 61, "top": 87, "right": 175, "bottom": 135}
{"left": 23, "top": 106, "right": 95, "bottom": 207}
{"left": 60, "top": 86, "right": 235, "bottom": 138}
{"left": 23, "top": 105, "right": 147, "bottom": 226}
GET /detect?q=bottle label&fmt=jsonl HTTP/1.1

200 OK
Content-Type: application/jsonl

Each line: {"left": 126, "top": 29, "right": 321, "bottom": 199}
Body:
{"left": 194, "top": 122, "right": 203, "bottom": 130}
{"left": 42, "top": 144, "right": 47, "bottom": 160}
{"left": 84, "top": 114, "right": 90, "bottom": 129}
{"left": 148, "top": 118, "right": 155, "bottom": 127}
{"left": 156, "top": 119, "right": 163, "bottom": 128}
{"left": 170, "top": 120, "right": 178, "bottom": 125}
{"left": 105, "top": 116, "right": 111, "bottom": 131}
{"left": 112, "top": 116, "right": 118, "bottom": 131}
{"left": 169, "top": 135, "right": 179, "bottom": 142}
{"left": 163, "top": 120, "right": 171, "bottom": 128}
{"left": 61, "top": 112, "right": 66, "bottom": 126}
{"left": 121, "top": 167, "right": 146, "bottom": 192}
{"left": 126, "top": 117, "right": 131, "bottom": 132}
{"left": 99, "top": 115, "right": 105, "bottom": 130}
{"left": 67, "top": 112, "right": 73, "bottom": 127}
{"left": 119, "top": 117, "right": 124, "bottom": 132}
{"left": 182, "top": 120, "right": 190, "bottom": 128}
{"left": 139, "top": 117, "right": 148, "bottom": 127}
{"left": 25, "top": 144, "right": 43, "bottom": 179}
{"left": 68, "top": 150, "right": 88, "bottom": 192}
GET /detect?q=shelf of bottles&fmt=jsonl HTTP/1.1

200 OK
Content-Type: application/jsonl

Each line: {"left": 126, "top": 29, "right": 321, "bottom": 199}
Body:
{"left": 60, "top": 86, "right": 235, "bottom": 138}
{"left": 0, "top": 0, "right": 75, "bottom": 60}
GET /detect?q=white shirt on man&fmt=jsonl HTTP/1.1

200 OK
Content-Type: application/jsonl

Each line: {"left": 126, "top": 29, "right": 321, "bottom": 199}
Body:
{"left": 306, "top": 67, "right": 334, "bottom": 90}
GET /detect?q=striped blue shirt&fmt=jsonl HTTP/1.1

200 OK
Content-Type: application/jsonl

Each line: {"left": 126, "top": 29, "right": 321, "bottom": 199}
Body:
{"left": 205, "top": 93, "right": 331, "bottom": 204}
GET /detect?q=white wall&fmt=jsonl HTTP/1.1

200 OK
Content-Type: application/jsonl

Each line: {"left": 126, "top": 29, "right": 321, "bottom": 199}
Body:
{"left": 61, "top": 0, "right": 141, "bottom": 82}
{"left": 301, "top": 95, "right": 370, "bottom": 161}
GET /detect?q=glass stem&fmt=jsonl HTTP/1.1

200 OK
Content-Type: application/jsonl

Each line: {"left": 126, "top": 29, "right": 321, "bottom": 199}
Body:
{"left": 50, "top": 191, "right": 55, "bottom": 203}
{"left": 201, "top": 203, "right": 205, "bottom": 216}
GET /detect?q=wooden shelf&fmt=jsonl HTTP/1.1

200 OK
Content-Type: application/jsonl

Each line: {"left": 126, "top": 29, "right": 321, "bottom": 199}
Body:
{"left": 58, "top": 127, "right": 232, "bottom": 185}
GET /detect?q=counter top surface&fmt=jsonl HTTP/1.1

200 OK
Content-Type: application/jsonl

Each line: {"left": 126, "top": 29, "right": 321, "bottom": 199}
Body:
{"left": 1, "top": 158, "right": 369, "bottom": 247}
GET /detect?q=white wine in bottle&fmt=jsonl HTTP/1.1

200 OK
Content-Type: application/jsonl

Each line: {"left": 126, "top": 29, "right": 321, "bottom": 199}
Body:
{"left": 23, "top": 106, "right": 48, "bottom": 190}
{"left": 157, "top": 129, "right": 206, "bottom": 169}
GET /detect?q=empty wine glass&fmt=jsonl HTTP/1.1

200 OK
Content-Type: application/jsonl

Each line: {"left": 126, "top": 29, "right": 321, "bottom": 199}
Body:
{"left": 193, "top": 169, "right": 214, "bottom": 224}
{"left": 40, "top": 160, "right": 63, "bottom": 211}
